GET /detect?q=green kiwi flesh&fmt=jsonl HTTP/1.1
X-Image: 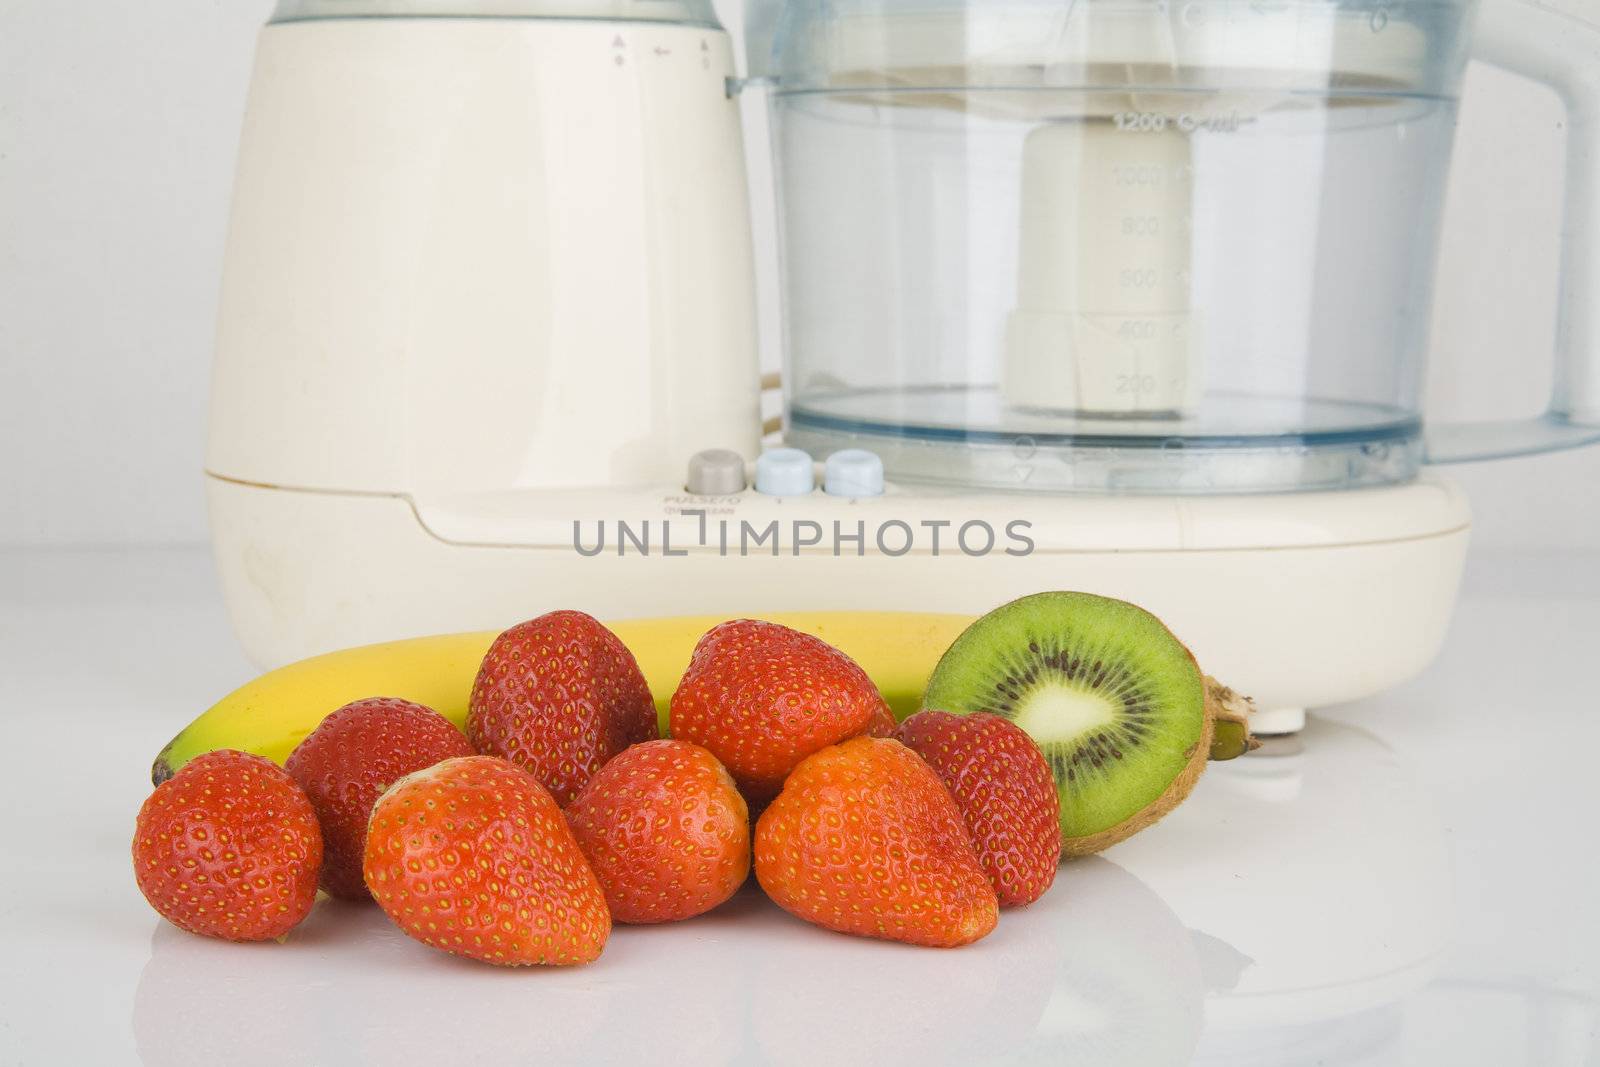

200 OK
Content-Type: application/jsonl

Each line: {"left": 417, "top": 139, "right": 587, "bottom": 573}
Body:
{"left": 922, "top": 592, "right": 1206, "bottom": 842}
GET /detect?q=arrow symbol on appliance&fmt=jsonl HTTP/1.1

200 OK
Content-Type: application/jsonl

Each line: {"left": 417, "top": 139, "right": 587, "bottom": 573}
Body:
{"left": 654, "top": 46, "right": 671, "bottom": 55}
{"left": 612, "top": 35, "right": 625, "bottom": 48}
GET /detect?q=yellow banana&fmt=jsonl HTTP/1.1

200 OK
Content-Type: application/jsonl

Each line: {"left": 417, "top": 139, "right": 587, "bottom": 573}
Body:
{"left": 151, "top": 611, "right": 976, "bottom": 784}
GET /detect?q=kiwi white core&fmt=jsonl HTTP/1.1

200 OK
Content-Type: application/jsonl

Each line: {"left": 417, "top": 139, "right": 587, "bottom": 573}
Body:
{"left": 1012, "top": 682, "right": 1118, "bottom": 746}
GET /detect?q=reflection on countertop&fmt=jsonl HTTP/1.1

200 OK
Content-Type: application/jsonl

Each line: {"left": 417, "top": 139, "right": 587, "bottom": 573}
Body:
{"left": 130, "top": 859, "right": 1213, "bottom": 1067}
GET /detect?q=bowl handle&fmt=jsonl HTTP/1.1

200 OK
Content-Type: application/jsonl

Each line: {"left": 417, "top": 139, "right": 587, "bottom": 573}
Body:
{"left": 1426, "top": 0, "right": 1600, "bottom": 462}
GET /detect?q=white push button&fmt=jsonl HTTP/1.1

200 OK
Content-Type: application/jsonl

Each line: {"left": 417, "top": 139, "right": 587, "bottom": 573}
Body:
{"left": 824, "top": 449, "right": 884, "bottom": 497}
{"left": 754, "top": 448, "right": 815, "bottom": 495}
{"left": 686, "top": 449, "right": 747, "bottom": 494}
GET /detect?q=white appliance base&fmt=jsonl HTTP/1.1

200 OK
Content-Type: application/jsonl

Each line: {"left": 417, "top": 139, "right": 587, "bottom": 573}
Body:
{"left": 206, "top": 473, "right": 1471, "bottom": 721}
{"left": 1249, "top": 707, "right": 1308, "bottom": 736}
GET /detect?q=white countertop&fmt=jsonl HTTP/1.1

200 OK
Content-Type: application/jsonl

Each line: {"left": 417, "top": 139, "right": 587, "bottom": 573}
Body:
{"left": 2, "top": 545, "right": 1597, "bottom": 1066}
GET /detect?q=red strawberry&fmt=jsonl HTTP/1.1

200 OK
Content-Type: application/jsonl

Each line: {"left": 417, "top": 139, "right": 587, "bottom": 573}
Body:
{"left": 132, "top": 749, "right": 322, "bottom": 942}
{"left": 363, "top": 755, "right": 610, "bottom": 966}
{"left": 468, "top": 610, "right": 657, "bottom": 806}
{"left": 566, "top": 739, "right": 749, "bottom": 924}
{"left": 669, "top": 620, "right": 887, "bottom": 802}
{"left": 864, "top": 701, "right": 898, "bottom": 738}
{"left": 754, "top": 736, "right": 998, "bottom": 947}
{"left": 285, "top": 697, "right": 474, "bottom": 900}
{"left": 895, "top": 710, "right": 1061, "bottom": 907}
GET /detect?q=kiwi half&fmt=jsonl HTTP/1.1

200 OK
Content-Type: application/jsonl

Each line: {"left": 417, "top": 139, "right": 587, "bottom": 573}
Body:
{"left": 922, "top": 592, "right": 1253, "bottom": 857}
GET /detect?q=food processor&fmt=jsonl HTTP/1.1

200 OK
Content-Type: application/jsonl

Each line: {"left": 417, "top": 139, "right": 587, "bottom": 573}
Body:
{"left": 206, "top": 0, "right": 1600, "bottom": 733}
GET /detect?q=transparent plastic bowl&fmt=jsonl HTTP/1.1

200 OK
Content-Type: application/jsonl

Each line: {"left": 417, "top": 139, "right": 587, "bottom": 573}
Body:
{"left": 755, "top": 0, "right": 1600, "bottom": 492}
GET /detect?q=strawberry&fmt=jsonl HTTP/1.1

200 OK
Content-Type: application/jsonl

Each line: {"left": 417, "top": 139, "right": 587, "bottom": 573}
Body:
{"left": 669, "top": 620, "right": 888, "bottom": 802}
{"left": 754, "top": 736, "right": 998, "bottom": 947}
{"left": 566, "top": 739, "right": 750, "bottom": 924}
{"left": 895, "top": 710, "right": 1061, "bottom": 907}
{"left": 363, "top": 755, "right": 610, "bottom": 966}
{"left": 285, "top": 696, "right": 474, "bottom": 900}
{"left": 864, "top": 701, "right": 898, "bottom": 738}
{"left": 468, "top": 610, "right": 657, "bottom": 806}
{"left": 132, "top": 749, "right": 322, "bottom": 942}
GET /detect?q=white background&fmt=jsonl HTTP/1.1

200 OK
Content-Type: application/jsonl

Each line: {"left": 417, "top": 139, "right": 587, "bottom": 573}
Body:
{"left": 1, "top": 0, "right": 1596, "bottom": 551}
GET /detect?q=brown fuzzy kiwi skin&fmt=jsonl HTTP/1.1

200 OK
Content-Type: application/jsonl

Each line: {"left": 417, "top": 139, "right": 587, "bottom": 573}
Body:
{"left": 1059, "top": 675, "right": 1253, "bottom": 859}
